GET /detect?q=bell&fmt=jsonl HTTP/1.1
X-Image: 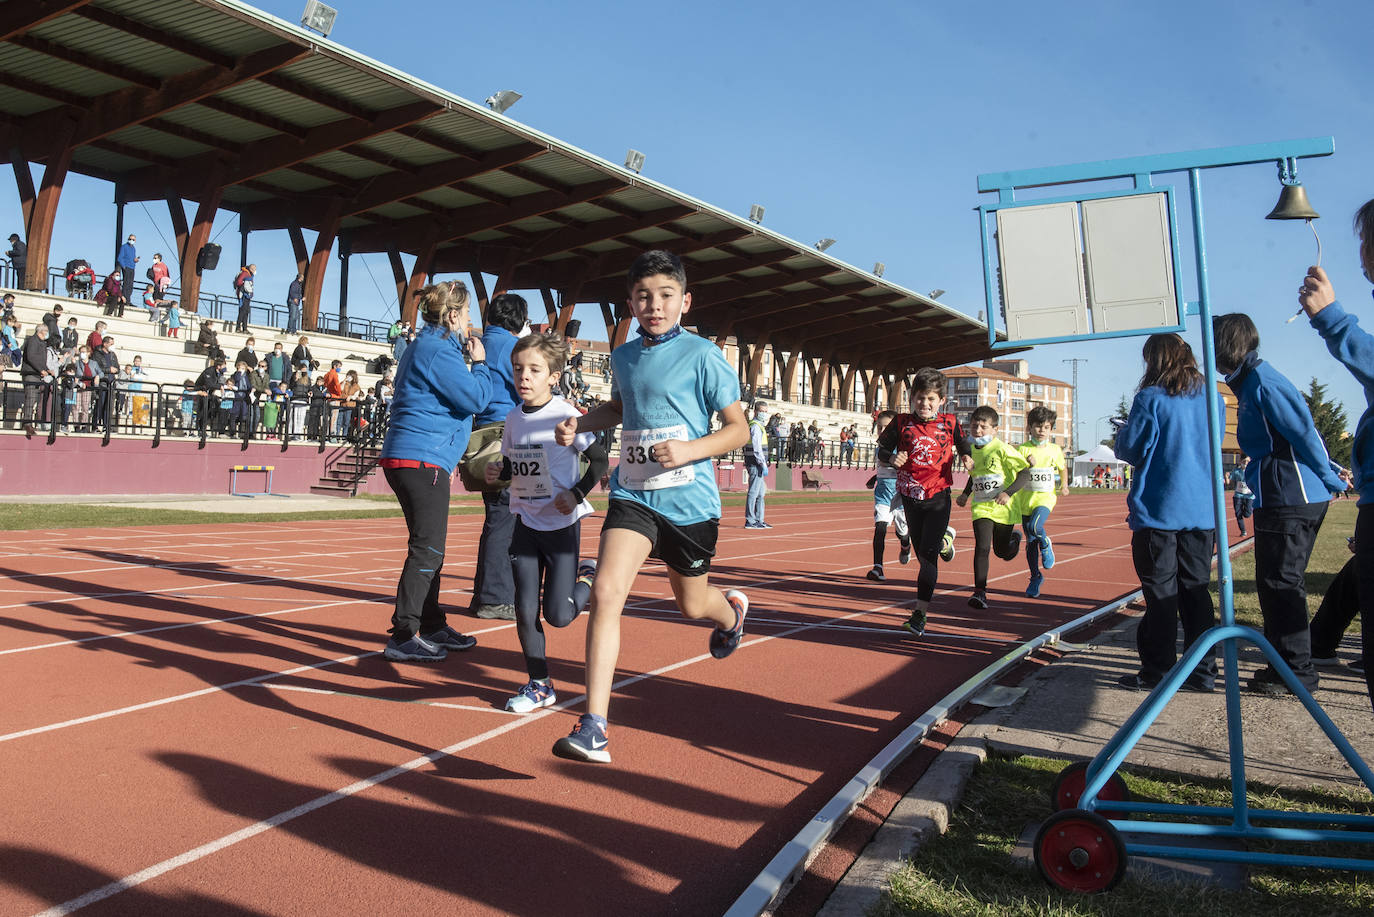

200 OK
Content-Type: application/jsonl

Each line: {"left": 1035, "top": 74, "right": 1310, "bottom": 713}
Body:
{"left": 1266, "top": 182, "right": 1320, "bottom": 221}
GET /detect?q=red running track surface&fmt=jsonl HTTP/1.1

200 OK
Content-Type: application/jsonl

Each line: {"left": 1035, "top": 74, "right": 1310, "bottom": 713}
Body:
{"left": 0, "top": 492, "right": 1205, "bottom": 915}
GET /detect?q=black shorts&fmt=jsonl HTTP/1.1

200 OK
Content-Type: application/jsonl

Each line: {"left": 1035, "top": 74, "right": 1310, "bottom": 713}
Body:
{"left": 603, "top": 498, "right": 719, "bottom": 577}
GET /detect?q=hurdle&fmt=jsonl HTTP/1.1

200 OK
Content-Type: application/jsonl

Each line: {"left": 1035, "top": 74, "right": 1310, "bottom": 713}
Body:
{"left": 229, "top": 464, "right": 289, "bottom": 498}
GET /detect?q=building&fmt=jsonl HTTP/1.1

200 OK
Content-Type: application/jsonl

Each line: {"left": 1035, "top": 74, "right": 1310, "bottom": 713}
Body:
{"left": 944, "top": 360, "right": 1075, "bottom": 450}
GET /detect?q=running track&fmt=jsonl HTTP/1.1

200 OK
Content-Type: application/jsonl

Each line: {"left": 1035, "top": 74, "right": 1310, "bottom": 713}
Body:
{"left": 0, "top": 492, "right": 1189, "bottom": 915}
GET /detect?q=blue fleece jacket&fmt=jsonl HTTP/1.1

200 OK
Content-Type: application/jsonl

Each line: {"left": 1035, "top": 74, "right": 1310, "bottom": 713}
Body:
{"left": 474, "top": 325, "right": 519, "bottom": 427}
{"left": 381, "top": 324, "right": 493, "bottom": 473}
{"left": 1311, "top": 295, "right": 1374, "bottom": 505}
{"left": 1226, "top": 352, "right": 1344, "bottom": 508}
{"left": 1115, "top": 384, "right": 1225, "bottom": 531}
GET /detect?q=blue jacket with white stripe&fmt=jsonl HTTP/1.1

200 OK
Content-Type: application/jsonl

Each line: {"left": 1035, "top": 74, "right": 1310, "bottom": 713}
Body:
{"left": 1226, "top": 352, "right": 1344, "bottom": 509}
{"left": 1310, "top": 294, "right": 1374, "bottom": 505}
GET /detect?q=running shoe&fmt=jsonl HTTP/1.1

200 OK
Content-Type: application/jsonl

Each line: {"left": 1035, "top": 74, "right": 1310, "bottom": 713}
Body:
{"left": 383, "top": 633, "right": 448, "bottom": 663}
{"left": 940, "top": 526, "right": 957, "bottom": 562}
{"left": 1350, "top": 658, "right": 1366, "bottom": 675}
{"left": 968, "top": 590, "right": 988, "bottom": 610}
{"left": 711, "top": 590, "right": 749, "bottom": 659}
{"left": 576, "top": 559, "right": 598, "bottom": 590}
{"left": 506, "top": 679, "right": 557, "bottom": 714}
{"left": 1025, "top": 573, "right": 1043, "bottom": 598}
{"left": 475, "top": 603, "right": 516, "bottom": 620}
{"left": 1311, "top": 654, "right": 1342, "bottom": 667}
{"left": 899, "top": 541, "right": 911, "bottom": 565}
{"left": 866, "top": 565, "right": 885, "bottom": 582}
{"left": 901, "top": 609, "right": 926, "bottom": 636}
{"left": 552, "top": 714, "right": 610, "bottom": 763}
{"left": 420, "top": 625, "right": 477, "bottom": 651}
{"left": 1039, "top": 534, "right": 1056, "bottom": 570}
{"left": 1117, "top": 672, "right": 1161, "bottom": 691}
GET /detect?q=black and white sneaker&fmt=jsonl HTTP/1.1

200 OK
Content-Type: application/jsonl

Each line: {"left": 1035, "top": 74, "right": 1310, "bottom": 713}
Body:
{"left": 552, "top": 714, "right": 610, "bottom": 763}
{"left": 384, "top": 633, "right": 448, "bottom": 663}
{"left": 866, "top": 565, "right": 884, "bottom": 581}
{"left": 420, "top": 625, "right": 477, "bottom": 651}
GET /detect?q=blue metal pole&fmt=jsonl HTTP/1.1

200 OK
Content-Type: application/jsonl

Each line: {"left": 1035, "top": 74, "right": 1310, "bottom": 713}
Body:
{"left": 1188, "top": 167, "right": 1250, "bottom": 832}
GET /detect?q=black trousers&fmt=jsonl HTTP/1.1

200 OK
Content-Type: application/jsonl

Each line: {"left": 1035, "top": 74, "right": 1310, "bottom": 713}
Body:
{"left": 471, "top": 487, "right": 516, "bottom": 607}
{"left": 385, "top": 464, "right": 452, "bottom": 640}
{"left": 1253, "top": 502, "right": 1327, "bottom": 688}
{"left": 898, "top": 489, "right": 952, "bottom": 602}
{"left": 1131, "top": 527, "right": 1217, "bottom": 685}
{"left": 1309, "top": 555, "right": 1358, "bottom": 657}
{"left": 512, "top": 518, "right": 590, "bottom": 681}
{"left": 1356, "top": 506, "right": 1374, "bottom": 708}
{"left": 971, "top": 517, "right": 1019, "bottom": 591}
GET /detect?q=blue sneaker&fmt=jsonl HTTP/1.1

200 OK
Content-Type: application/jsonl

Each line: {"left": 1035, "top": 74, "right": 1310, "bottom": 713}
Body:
{"left": 383, "top": 633, "right": 448, "bottom": 663}
{"left": 552, "top": 714, "right": 610, "bottom": 763}
{"left": 1026, "top": 573, "right": 1043, "bottom": 598}
{"left": 420, "top": 625, "right": 477, "bottom": 651}
{"left": 711, "top": 591, "right": 749, "bottom": 659}
{"left": 1040, "top": 535, "right": 1055, "bottom": 570}
{"left": 506, "top": 679, "right": 556, "bottom": 714}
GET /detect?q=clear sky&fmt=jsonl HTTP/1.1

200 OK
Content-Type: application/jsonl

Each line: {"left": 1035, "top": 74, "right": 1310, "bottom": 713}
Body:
{"left": 8, "top": 0, "right": 1374, "bottom": 448}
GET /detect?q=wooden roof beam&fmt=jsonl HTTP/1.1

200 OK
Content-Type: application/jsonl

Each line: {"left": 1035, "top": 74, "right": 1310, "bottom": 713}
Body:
{"left": 0, "top": 1, "right": 90, "bottom": 43}
{"left": 71, "top": 5, "right": 236, "bottom": 69}
{"left": 10, "top": 34, "right": 161, "bottom": 89}
{"left": 0, "top": 71, "right": 88, "bottom": 109}
{"left": 196, "top": 96, "right": 309, "bottom": 140}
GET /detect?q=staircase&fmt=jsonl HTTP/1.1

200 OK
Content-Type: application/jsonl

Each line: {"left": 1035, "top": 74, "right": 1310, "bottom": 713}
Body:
{"left": 310, "top": 444, "right": 382, "bottom": 496}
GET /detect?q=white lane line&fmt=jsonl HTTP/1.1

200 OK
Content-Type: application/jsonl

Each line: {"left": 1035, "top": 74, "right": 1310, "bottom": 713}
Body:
{"left": 258, "top": 683, "right": 514, "bottom": 715}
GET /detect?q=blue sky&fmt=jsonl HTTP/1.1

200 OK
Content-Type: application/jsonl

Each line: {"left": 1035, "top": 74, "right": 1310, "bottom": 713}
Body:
{"left": 8, "top": 0, "right": 1374, "bottom": 448}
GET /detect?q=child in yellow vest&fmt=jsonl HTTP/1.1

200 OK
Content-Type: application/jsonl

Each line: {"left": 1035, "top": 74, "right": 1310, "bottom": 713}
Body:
{"left": 1016, "top": 406, "right": 1071, "bottom": 597}
{"left": 956, "top": 405, "right": 1027, "bottom": 608}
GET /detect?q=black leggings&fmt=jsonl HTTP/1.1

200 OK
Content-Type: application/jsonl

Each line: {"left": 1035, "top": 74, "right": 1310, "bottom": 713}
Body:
{"left": 385, "top": 463, "right": 451, "bottom": 640}
{"left": 898, "top": 489, "right": 952, "bottom": 602}
{"left": 512, "top": 518, "right": 591, "bottom": 680}
{"left": 972, "top": 517, "right": 1019, "bottom": 590}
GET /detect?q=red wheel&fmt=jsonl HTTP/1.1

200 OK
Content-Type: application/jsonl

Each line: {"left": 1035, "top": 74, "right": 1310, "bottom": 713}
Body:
{"left": 1049, "top": 760, "right": 1130, "bottom": 817}
{"left": 1033, "top": 809, "right": 1128, "bottom": 893}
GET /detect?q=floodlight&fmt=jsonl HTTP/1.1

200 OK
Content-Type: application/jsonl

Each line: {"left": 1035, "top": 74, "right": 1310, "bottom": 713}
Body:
{"left": 872, "top": 262, "right": 885, "bottom": 277}
{"left": 624, "top": 149, "right": 646, "bottom": 173}
{"left": 928, "top": 288, "right": 946, "bottom": 299}
{"left": 300, "top": 0, "right": 337, "bottom": 37}
{"left": 748, "top": 204, "right": 765, "bottom": 224}
{"left": 485, "top": 90, "right": 522, "bottom": 114}
{"left": 815, "top": 238, "right": 836, "bottom": 252}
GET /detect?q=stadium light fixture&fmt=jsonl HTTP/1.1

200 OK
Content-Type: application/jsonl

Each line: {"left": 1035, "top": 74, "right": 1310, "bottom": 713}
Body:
{"left": 300, "top": 0, "right": 337, "bottom": 37}
{"left": 928, "top": 288, "right": 946, "bottom": 299}
{"left": 872, "top": 262, "right": 885, "bottom": 277}
{"left": 624, "top": 149, "right": 646, "bottom": 173}
{"left": 815, "top": 238, "right": 836, "bottom": 252}
{"left": 485, "top": 90, "right": 522, "bottom": 114}
{"left": 748, "top": 204, "right": 765, "bottom": 224}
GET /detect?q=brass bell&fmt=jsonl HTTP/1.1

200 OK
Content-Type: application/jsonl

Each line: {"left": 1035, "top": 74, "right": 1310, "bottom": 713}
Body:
{"left": 1266, "top": 182, "right": 1320, "bottom": 221}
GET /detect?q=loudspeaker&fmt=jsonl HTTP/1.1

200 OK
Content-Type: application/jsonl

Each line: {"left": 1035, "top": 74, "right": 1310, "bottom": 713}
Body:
{"left": 564, "top": 319, "right": 581, "bottom": 339}
{"left": 197, "top": 243, "right": 222, "bottom": 272}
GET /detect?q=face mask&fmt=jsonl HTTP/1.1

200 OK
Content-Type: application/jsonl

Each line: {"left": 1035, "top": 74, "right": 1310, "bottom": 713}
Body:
{"left": 518, "top": 322, "right": 532, "bottom": 337}
{"left": 972, "top": 434, "right": 992, "bottom": 447}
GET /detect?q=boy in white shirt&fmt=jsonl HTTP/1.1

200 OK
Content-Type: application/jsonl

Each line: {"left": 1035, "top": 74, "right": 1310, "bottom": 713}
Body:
{"left": 486, "top": 333, "right": 607, "bottom": 713}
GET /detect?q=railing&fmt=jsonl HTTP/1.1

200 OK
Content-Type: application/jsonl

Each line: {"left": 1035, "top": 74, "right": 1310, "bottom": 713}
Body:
{"left": 3, "top": 375, "right": 390, "bottom": 454}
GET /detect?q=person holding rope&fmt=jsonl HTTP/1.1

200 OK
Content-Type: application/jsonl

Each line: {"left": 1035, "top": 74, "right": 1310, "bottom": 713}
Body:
{"left": 378, "top": 281, "right": 494, "bottom": 663}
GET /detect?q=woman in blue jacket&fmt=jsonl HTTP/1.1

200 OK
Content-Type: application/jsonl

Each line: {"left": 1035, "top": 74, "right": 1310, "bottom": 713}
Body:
{"left": 1114, "top": 333, "right": 1224, "bottom": 692}
{"left": 1297, "top": 196, "right": 1374, "bottom": 705}
{"left": 1213, "top": 312, "right": 1347, "bottom": 695}
{"left": 379, "top": 281, "right": 493, "bottom": 663}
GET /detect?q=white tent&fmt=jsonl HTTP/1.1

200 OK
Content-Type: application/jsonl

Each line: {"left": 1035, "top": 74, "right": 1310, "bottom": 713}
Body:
{"left": 1072, "top": 443, "right": 1128, "bottom": 487}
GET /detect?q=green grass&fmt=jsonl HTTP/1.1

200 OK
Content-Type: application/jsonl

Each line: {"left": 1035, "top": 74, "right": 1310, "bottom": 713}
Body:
{"left": 877, "top": 753, "right": 1374, "bottom": 916}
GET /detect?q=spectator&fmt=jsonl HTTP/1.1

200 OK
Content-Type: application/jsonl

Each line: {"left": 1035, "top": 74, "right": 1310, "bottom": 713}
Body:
{"left": 178, "top": 378, "right": 197, "bottom": 432}
{"left": 266, "top": 341, "right": 289, "bottom": 384}
{"left": 20, "top": 323, "right": 52, "bottom": 437}
{"left": 232, "top": 264, "right": 256, "bottom": 333}
{"left": 744, "top": 400, "right": 771, "bottom": 529}
{"left": 1, "top": 314, "right": 19, "bottom": 367}
{"left": 70, "top": 345, "right": 100, "bottom": 432}
{"left": 117, "top": 234, "right": 139, "bottom": 299}
{"left": 142, "top": 285, "right": 166, "bottom": 325}
{"left": 91, "top": 336, "right": 120, "bottom": 430}
{"left": 166, "top": 301, "right": 182, "bottom": 339}
{"left": 86, "top": 321, "right": 106, "bottom": 353}
{"left": 1113, "top": 333, "right": 1223, "bottom": 692}
{"left": 61, "top": 316, "right": 79, "bottom": 354}
{"left": 394, "top": 326, "right": 412, "bottom": 365}
{"left": 2, "top": 291, "right": 14, "bottom": 322}
{"left": 292, "top": 335, "right": 313, "bottom": 372}
{"left": 306, "top": 373, "right": 328, "bottom": 439}
{"left": 228, "top": 360, "right": 253, "bottom": 437}
{"left": 286, "top": 272, "right": 303, "bottom": 335}
{"left": 42, "top": 303, "right": 62, "bottom": 344}
{"left": 197, "top": 320, "right": 223, "bottom": 362}
{"left": 289, "top": 369, "right": 311, "bottom": 439}
{"left": 194, "top": 357, "right": 227, "bottom": 436}
{"left": 56, "top": 363, "right": 76, "bottom": 433}
{"left": 64, "top": 259, "right": 95, "bottom": 299}
{"left": 235, "top": 336, "right": 258, "bottom": 371}
{"left": 338, "top": 369, "right": 361, "bottom": 439}
{"left": 6, "top": 232, "right": 26, "bottom": 285}
{"left": 323, "top": 359, "right": 344, "bottom": 438}
{"left": 251, "top": 358, "right": 271, "bottom": 433}
{"left": 97, "top": 268, "right": 125, "bottom": 317}
{"left": 149, "top": 252, "right": 171, "bottom": 295}
{"left": 125, "top": 355, "right": 151, "bottom": 426}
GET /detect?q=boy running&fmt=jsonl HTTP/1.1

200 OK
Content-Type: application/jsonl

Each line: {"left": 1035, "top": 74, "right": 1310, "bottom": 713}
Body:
{"left": 550, "top": 250, "right": 750, "bottom": 763}
{"left": 956, "top": 405, "right": 1026, "bottom": 608}
{"left": 876, "top": 368, "right": 969, "bottom": 635}
{"left": 1016, "top": 406, "right": 1070, "bottom": 597}
{"left": 866, "top": 410, "right": 919, "bottom": 581}
{"left": 485, "top": 332, "right": 608, "bottom": 713}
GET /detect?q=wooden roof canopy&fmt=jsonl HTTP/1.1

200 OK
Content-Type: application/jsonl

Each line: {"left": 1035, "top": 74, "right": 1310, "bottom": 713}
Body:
{"left": 1, "top": 0, "right": 999, "bottom": 375}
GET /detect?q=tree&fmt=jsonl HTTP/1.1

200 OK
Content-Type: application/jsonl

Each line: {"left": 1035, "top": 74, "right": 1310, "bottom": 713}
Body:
{"left": 1303, "top": 377, "right": 1352, "bottom": 469}
{"left": 1106, "top": 394, "right": 1130, "bottom": 448}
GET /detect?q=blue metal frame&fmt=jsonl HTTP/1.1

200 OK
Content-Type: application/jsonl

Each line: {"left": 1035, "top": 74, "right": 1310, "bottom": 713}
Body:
{"left": 979, "top": 184, "right": 1188, "bottom": 350}
{"left": 976, "top": 137, "right": 1374, "bottom": 881}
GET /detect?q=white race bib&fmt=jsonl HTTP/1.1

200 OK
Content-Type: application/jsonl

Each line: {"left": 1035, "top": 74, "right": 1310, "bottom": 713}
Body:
{"left": 971, "top": 474, "right": 1002, "bottom": 502}
{"left": 619, "top": 426, "right": 695, "bottom": 491}
{"left": 1026, "top": 467, "right": 1056, "bottom": 492}
{"left": 509, "top": 444, "right": 552, "bottom": 500}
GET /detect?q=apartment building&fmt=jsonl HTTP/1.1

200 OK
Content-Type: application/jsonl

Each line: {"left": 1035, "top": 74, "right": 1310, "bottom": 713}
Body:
{"left": 943, "top": 360, "right": 1075, "bottom": 450}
